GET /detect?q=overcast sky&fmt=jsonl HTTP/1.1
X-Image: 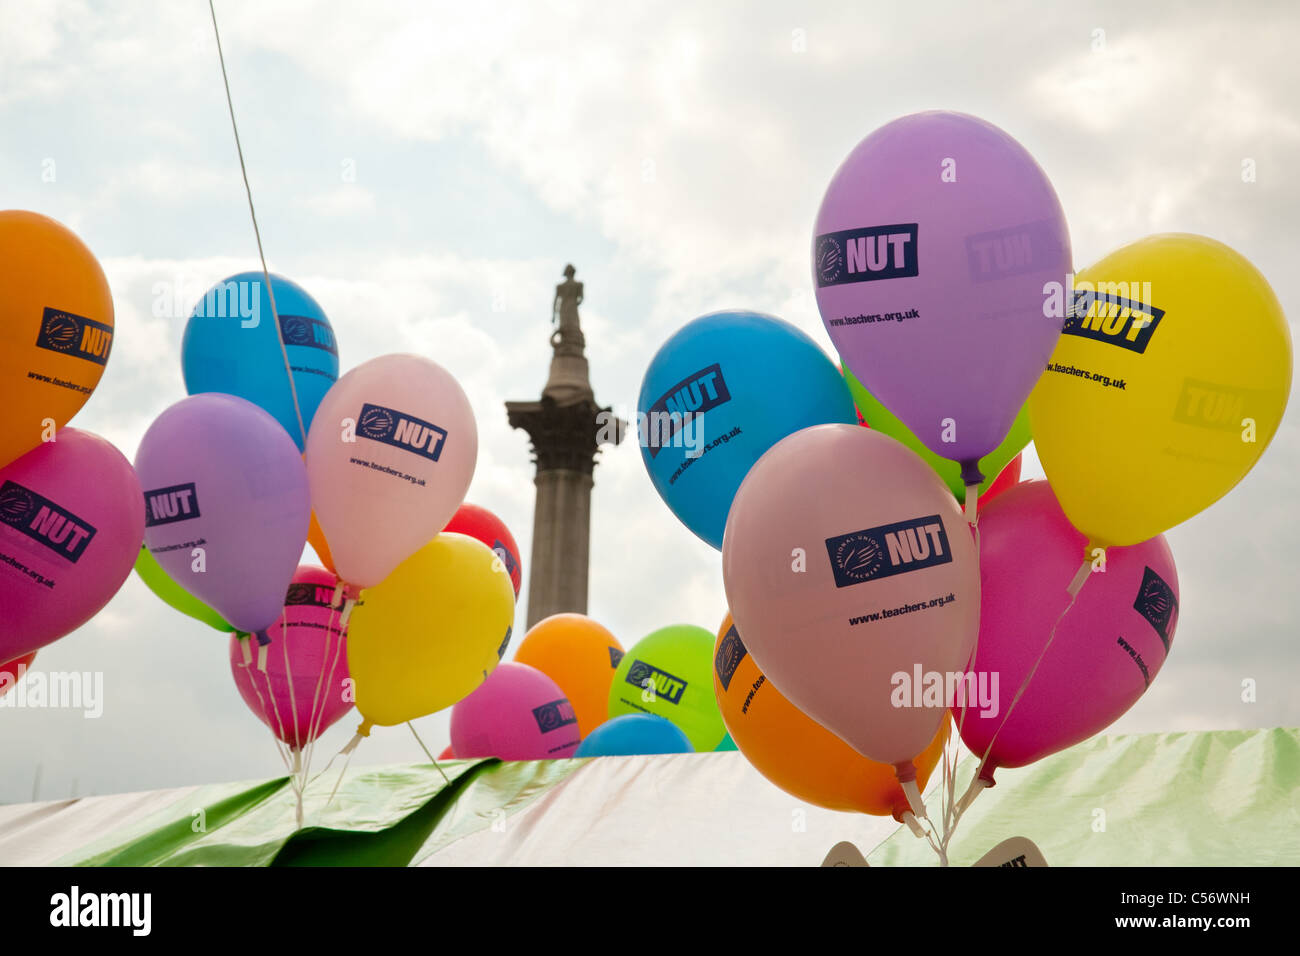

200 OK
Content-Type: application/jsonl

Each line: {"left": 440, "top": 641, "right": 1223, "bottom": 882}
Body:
{"left": 2, "top": 0, "right": 1297, "bottom": 805}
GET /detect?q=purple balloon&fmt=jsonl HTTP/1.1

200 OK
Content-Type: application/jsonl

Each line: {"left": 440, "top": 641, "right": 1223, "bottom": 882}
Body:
{"left": 135, "top": 393, "right": 310, "bottom": 635}
{"left": 813, "top": 111, "right": 1070, "bottom": 483}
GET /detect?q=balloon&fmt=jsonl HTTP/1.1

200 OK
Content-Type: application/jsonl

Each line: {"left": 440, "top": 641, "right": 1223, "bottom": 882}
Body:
{"left": 714, "top": 613, "right": 949, "bottom": 816}
{"left": 135, "top": 393, "right": 310, "bottom": 636}
{"left": 608, "top": 624, "right": 726, "bottom": 752}
{"left": 306, "top": 354, "right": 477, "bottom": 588}
{"left": 346, "top": 533, "right": 514, "bottom": 729}
{"left": 722, "top": 423, "right": 979, "bottom": 771}
{"left": 443, "top": 502, "right": 523, "bottom": 597}
{"left": 133, "top": 544, "right": 230, "bottom": 631}
{"left": 514, "top": 613, "right": 624, "bottom": 738}
{"left": 982, "top": 453, "right": 1021, "bottom": 503}
{"left": 181, "top": 272, "right": 338, "bottom": 451}
{"left": 451, "top": 662, "right": 581, "bottom": 760}
{"left": 575, "top": 714, "right": 694, "bottom": 757}
{"left": 0, "top": 652, "right": 37, "bottom": 699}
{"left": 843, "top": 366, "right": 1030, "bottom": 504}
{"left": 957, "top": 481, "right": 1179, "bottom": 780}
{"left": 228, "top": 566, "right": 352, "bottom": 750}
{"left": 0, "top": 211, "right": 115, "bottom": 470}
{"left": 637, "top": 311, "right": 857, "bottom": 549}
{"left": 1029, "top": 234, "right": 1292, "bottom": 549}
{"left": 814, "top": 111, "right": 1070, "bottom": 485}
{"left": 438, "top": 745, "right": 455, "bottom": 760}
{"left": 0, "top": 429, "right": 143, "bottom": 662}
{"left": 306, "top": 510, "right": 335, "bottom": 574}
{"left": 715, "top": 732, "right": 737, "bottom": 752}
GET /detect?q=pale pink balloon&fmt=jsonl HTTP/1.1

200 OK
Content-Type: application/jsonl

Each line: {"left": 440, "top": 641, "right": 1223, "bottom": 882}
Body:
{"left": 956, "top": 480, "right": 1178, "bottom": 780}
{"left": 0, "top": 428, "right": 144, "bottom": 661}
{"left": 306, "top": 354, "right": 477, "bottom": 589}
{"left": 451, "top": 662, "right": 581, "bottom": 761}
{"left": 228, "top": 565, "right": 353, "bottom": 750}
{"left": 722, "top": 423, "right": 979, "bottom": 772}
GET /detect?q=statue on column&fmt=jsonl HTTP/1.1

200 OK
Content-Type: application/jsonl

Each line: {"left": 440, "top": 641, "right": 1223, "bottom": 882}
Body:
{"left": 551, "top": 264, "right": 585, "bottom": 354}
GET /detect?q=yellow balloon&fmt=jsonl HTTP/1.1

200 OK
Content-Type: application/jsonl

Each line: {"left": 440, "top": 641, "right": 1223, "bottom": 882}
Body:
{"left": 1030, "top": 234, "right": 1292, "bottom": 548}
{"left": 346, "top": 532, "right": 515, "bottom": 729}
{"left": 0, "top": 211, "right": 115, "bottom": 469}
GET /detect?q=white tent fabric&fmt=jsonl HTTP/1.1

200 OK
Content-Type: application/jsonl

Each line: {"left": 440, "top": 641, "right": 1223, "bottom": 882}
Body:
{"left": 417, "top": 752, "right": 901, "bottom": 866}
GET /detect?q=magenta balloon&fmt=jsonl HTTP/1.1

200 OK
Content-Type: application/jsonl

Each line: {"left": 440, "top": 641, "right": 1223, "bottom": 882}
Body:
{"left": 450, "top": 662, "right": 581, "bottom": 761}
{"left": 135, "top": 393, "right": 310, "bottom": 635}
{"left": 722, "top": 423, "right": 979, "bottom": 771}
{"left": 813, "top": 111, "right": 1070, "bottom": 483}
{"left": 228, "top": 565, "right": 353, "bottom": 750}
{"left": 957, "top": 481, "right": 1179, "bottom": 780}
{"left": 0, "top": 429, "right": 143, "bottom": 661}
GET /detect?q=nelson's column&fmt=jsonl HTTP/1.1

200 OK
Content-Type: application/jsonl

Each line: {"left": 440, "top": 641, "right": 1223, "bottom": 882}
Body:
{"left": 506, "top": 265, "right": 624, "bottom": 629}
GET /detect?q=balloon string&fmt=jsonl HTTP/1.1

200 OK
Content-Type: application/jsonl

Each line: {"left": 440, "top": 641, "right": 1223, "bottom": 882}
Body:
{"left": 256, "top": 630, "right": 300, "bottom": 779}
{"left": 407, "top": 721, "right": 449, "bottom": 785}
{"left": 953, "top": 556, "right": 1094, "bottom": 830}
{"left": 237, "top": 638, "right": 296, "bottom": 777}
{"left": 326, "top": 730, "right": 366, "bottom": 806}
{"left": 939, "top": 511, "right": 982, "bottom": 854}
{"left": 207, "top": 0, "right": 307, "bottom": 448}
{"left": 301, "top": 599, "right": 345, "bottom": 791}
{"left": 280, "top": 607, "right": 303, "bottom": 766}
{"left": 963, "top": 483, "right": 980, "bottom": 526}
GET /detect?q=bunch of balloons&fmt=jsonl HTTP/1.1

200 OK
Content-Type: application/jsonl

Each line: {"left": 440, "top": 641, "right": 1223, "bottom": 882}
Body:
{"left": 0, "top": 219, "right": 528, "bottom": 807}
{"left": 634, "top": 111, "right": 1291, "bottom": 846}
{"left": 449, "top": 612, "right": 737, "bottom": 761}
{"left": 0, "top": 213, "right": 141, "bottom": 668}
{"left": 138, "top": 269, "right": 523, "bottom": 774}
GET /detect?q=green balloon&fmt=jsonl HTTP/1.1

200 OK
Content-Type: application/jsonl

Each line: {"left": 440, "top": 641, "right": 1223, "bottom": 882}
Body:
{"left": 609, "top": 625, "right": 726, "bottom": 752}
{"left": 133, "top": 545, "right": 231, "bottom": 632}
{"left": 843, "top": 367, "right": 1030, "bottom": 503}
{"left": 715, "top": 732, "right": 738, "bottom": 752}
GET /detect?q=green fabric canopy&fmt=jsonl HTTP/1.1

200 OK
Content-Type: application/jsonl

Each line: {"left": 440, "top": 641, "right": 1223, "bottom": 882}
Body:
{"left": 1, "top": 727, "right": 1293, "bottom": 866}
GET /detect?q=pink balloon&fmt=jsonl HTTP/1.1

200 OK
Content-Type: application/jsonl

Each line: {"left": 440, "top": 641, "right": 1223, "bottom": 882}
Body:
{"left": 0, "top": 429, "right": 144, "bottom": 661}
{"left": 451, "top": 662, "right": 581, "bottom": 761}
{"left": 228, "top": 566, "right": 353, "bottom": 750}
{"left": 722, "top": 423, "right": 979, "bottom": 772}
{"left": 306, "top": 354, "right": 477, "bottom": 589}
{"left": 956, "top": 480, "right": 1179, "bottom": 780}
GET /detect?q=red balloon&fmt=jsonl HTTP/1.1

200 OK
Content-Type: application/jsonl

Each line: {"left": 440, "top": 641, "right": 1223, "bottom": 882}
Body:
{"left": 438, "top": 745, "right": 455, "bottom": 760}
{"left": 442, "top": 503, "right": 522, "bottom": 597}
{"left": 1, "top": 651, "right": 36, "bottom": 698}
{"left": 982, "top": 454, "right": 1022, "bottom": 505}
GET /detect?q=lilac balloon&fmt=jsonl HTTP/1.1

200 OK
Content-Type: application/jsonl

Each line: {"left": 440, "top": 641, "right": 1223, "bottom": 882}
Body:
{"left": 813, "top": 111, "right": 1070, "bottom": 484}
{"left": 135, "top": 393, "right": 310, "bottom": 635}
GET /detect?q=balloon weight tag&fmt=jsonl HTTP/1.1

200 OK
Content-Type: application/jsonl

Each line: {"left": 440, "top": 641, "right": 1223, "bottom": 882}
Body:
{"left": 821, "top": 841, "right": 869, "bottom": 867}
{"left": 973, "top": 836, "right": 1048, "bottom": 867}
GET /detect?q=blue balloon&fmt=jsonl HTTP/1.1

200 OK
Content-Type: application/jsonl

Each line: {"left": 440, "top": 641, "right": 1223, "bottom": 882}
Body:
{"left": 637, "top": 310, "right": 856, "bottom": 548}
{"left": 715, "top": 731, "right": 738, "bottom": 752}
{"left": 181, "top": 272, "right": 338, "bottom": 450}
{"left": 575, "top": 715, "right": 694, "bottom": 757}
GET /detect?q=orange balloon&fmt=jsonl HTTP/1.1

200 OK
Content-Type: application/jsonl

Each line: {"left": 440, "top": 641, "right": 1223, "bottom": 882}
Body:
{"left": 514, "top": 613, "right": 624, "bottom": 738}
{"left": 714, "top": 613, "right": 948, "bottom": 818}
{"left": 0, "top": 211, "right": 114, "bottom": 469}
{"left": 307, "top": 509, "right": 336, "bottom": 573}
